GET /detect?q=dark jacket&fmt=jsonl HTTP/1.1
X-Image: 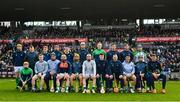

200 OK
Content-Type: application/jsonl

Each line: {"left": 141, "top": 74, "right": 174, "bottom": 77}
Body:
{"left": 96, "top": 60, "right": 108, "bottom": 75}
{"left": 107, "top": 60, "right": 123, "bottom": 75}
{"left": 12, "top": 50, "right": 26, "bottom": 66}
{"left": 147, "top": 61, "right": 162, "bottom": 73}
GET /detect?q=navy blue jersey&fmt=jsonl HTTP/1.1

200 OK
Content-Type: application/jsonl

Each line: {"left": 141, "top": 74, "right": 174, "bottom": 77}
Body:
{"left": 72, "top": 61, "right": 82, "bottom": 74}
{"left": 135, "top": 61, "right": 147, "bottom": 74}
{"left": 43, "top": 52, "right": 51, "bottom": 61}
{"left": 25, "top": 52, "right": 38, "bottom": 69}
{"left": 119, "top": 50, "right": 133, "bottom": 62}
{"left": 65, "top": 53, "right": 73, "bottom": 64}
{"left": 147, "top": 61, "right": 162, "bottom": 73}
{"left": 53, "top": 50, "right": 62, "bottom": 60}
{"left": 79, "top": 49, "right": 89, "bottom": 63}
{"left": 107, "top": 50, "right": 121, "bottom": 61}
{"left": 107, "top": 60, "right": 123, "bottom": 75}
{"left": 12, "top": 50, "right": 26, "bottom": 66}
{"left": 96, "top": 60, "right": 107, "bottom": 75}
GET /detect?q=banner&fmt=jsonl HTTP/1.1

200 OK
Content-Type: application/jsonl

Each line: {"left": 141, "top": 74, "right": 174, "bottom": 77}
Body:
{"left": 19, "top": 38, "right": 88, "bottom": 43}
{"left": 0, "top": 40, "right": 13, "bottom": 43}
{"left": 136, "top": 36, "right": 180, "bottom": 42}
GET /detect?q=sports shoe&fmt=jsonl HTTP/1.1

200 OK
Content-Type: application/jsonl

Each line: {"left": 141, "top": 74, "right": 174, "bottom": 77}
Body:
{"left": 161, "top": 89, "right": 166, "bottom": 94}
{"left": 146, "top": 87, "right": 151, "bottom": 93}
{"left": 82, "top": 89, "right": 86, "bottom": 93}
{"left": 39, "top": 87, "right": 43, "bottom": 91}
{"left": 92, "top": 89, "right": 96, "bottom": 93}
{"left": 152, "top": 89, "right": 157, "bottom": 94}
{"left": 119, "top": 88, "right": 124, "bottom": 93}
{"left": 32, "top": 87, "right": 36, "bottom": 92}
{"left": 130, "top": 88, "right": 135, "bottom": 93}
{"left": 50, "top": 88, "right": 55, "bottom": 93}
{"left": 142, "top": 88, "right": 146, "bottom": 93}
{"left": 137, "top": 88, "right": 142, "bottom": 93}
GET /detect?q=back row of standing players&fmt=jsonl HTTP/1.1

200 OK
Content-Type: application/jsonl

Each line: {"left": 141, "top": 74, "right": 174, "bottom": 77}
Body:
{"left": 13, "top": 42, "right": 168, "bottom": 94}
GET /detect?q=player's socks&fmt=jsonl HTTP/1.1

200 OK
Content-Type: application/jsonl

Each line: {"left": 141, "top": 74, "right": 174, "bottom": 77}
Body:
{"left": 161, "top": 74, "right": 166, "bottom": 89}
{"left": 16, "top": 78, "right": 20, "bottom": 88}
{"left": 130, "top": 87, "right": 135, "bottom": 93}
{"left": 79, "top": 86, "right": 82, "bottom": 92}
{"left": 125, "top": 86, "right": 129, "bottom": 93}
{"left": 65, "top": 86, "right": 69, "bottom": 93}
{"left": 91, "top": 86, "right": 95, "bottom": 92}
{"left": 82, "top": 86, "right": 87, "bottom": 93}
{"left": 55, "top": 86, "right": 60, "bottom": 93}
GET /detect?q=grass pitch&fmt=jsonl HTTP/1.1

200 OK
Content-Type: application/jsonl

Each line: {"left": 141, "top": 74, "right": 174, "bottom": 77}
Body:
{"left": 0, "top": 79, "right": 179, "bottom": 101}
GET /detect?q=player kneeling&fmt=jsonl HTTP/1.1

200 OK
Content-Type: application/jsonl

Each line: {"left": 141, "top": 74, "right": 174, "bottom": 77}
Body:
{"left": 82, "top": 54, "right": 96, "bottom": 93}
{"left": 18, "top": 62, "right": 33, "bottom": 91}
{"left": 70, "top": 53, "right": 83, "bottom": 92}
{"left": 32, "top": 54, "right": 48, "bottom": 92}
{"left": 123, "top": 55, "right": 136, "bottom": 93}
{"left": 56, "top": 54, "right": 71, "bottom": 93}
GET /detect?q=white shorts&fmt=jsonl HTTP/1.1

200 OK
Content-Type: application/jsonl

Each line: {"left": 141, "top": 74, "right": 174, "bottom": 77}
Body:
{"left": 59, "top": 73, "right": 65, "bottom": 77}
{"left": 14, "top": 66, "right": 23, "bottom": 73}
{"left": 83, "top": 74, "right": 95, "bottom": 79}
{"left": 34, "top": 74, "right": 46, "bottom": 78}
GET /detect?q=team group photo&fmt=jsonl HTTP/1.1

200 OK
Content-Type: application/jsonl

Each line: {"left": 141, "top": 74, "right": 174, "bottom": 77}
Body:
{"left": 12, "top": 42, "right": 169, "bottom": 95}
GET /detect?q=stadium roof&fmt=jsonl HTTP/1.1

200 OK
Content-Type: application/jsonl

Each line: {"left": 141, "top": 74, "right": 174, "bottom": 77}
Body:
{"left": 0, "top": 0, "right": 179, "bottom": 20}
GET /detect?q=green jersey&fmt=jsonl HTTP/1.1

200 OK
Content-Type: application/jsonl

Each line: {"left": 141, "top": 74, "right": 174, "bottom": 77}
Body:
{"left": 92, "top": 49, "right": 106, "bottom": 61}
{"left": 133, "top": 51, "right": 147, "bottom": 62}
{"left": 20, "top": 67, "right": 33, "bottom": 75}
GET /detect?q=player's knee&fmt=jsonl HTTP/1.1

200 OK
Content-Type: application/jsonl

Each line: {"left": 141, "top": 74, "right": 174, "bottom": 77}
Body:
{"left": 32, "top": 76, "right": 37, "bottom": 81}
{"left": 123, "top": 76, "right": 127, "bottom": 81}
{"left": 91, "top": 76, "right": 96, "bottom": 79}
{"left": 41, "top": 76, "right": 45, "bottom": 80}
{"left": 70, "top": 75, "right": 74, "bottom": 80}
{"left": 56, "top": 75, "right": 60, "bottom": 79}
{"left": 132, "top": 75, "right": 136, "bottom": 80}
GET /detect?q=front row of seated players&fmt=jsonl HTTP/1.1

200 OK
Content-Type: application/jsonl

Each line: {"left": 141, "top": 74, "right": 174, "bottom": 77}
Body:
{"left": 18, "top": 52, "right": 168, "bottom": 94}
